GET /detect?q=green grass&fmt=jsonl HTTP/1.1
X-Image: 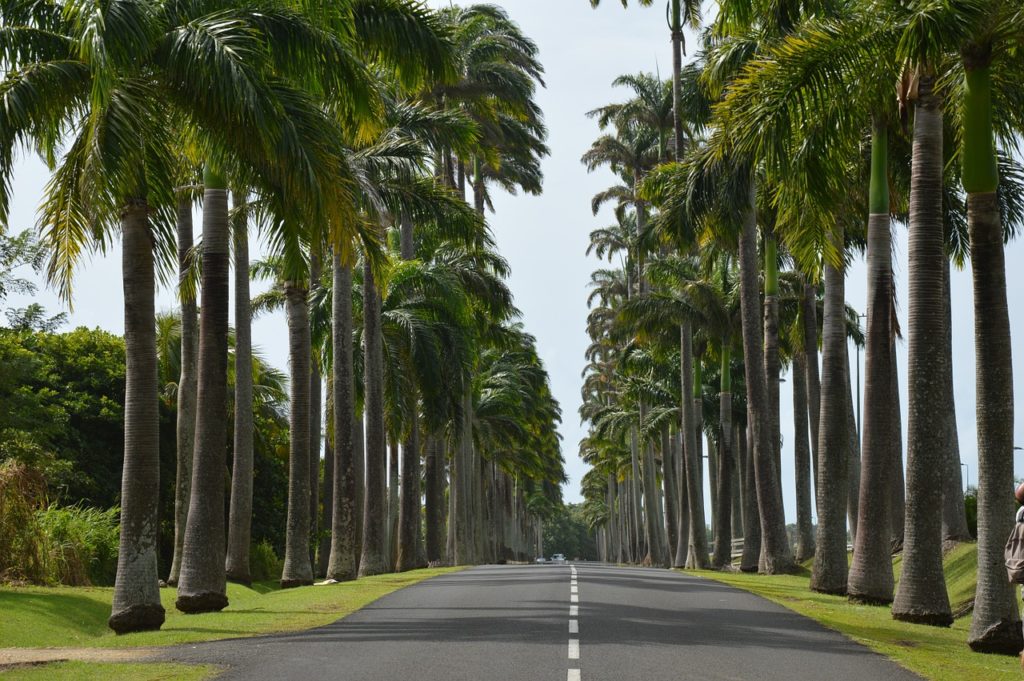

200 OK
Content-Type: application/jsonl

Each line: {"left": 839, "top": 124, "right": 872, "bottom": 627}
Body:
{"left": 695, "top": 543, "right": 1018, "bottom": 681}
{"left": 0, "top": 661, "right": 216, "bottom": 680}
{"left": 0, "top": 567, "right": 461, "bottom": 649}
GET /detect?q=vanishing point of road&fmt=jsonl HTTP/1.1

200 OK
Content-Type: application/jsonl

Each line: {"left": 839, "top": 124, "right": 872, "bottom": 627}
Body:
{"left": 164, "top": 563, "right": 921, "bottom": 680}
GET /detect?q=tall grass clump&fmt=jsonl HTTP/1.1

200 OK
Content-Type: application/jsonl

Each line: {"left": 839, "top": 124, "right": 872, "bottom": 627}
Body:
{"left": 250, "top": 539, "right": 284, "bottom": 581}
{"left": 0, "top": 460, "right": 120, "bottom": 586}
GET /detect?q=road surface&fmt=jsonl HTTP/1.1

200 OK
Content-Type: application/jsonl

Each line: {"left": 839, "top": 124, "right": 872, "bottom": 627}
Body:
{"left": 165, "top": 563, "right": 921, "bottom": 680}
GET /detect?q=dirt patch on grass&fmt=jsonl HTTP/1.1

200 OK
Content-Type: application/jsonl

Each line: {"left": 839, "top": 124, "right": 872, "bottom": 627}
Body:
{"left": 0, "top": 647, "right": 158, "bottom": 665}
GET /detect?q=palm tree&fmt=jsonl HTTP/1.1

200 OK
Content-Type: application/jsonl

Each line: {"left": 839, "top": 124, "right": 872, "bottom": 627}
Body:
{"left": 168, "top": 191, "right": 198, "bottom": 587}
{"left": 226, "top": 192, "right": 254, "bottom": 585}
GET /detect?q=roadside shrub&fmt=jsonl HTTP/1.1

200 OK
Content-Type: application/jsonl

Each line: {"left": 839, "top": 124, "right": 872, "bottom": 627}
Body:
{"left": 250, "top": 539, "right": 283, "bottom": 582}
{"left": 0, "top": 460, "right": 49, "bottom": 583}
{"left": 36, "top": 504, "right": 120, "bottom": 586}
{"left": 0, "top": 460, "right": 120, "bottom": 586}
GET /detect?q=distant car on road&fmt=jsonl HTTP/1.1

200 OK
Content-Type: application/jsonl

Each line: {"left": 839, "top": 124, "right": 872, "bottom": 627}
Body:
{"left": 535, "top": 556, "right": 547, "bottom": 563}
{"left": 551, "top": 553, "right": 566, "bottom": 564}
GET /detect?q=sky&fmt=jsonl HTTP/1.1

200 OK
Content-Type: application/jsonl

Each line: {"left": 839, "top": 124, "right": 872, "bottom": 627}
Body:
{"left": 5, "top": 0, "right": 1024, "bottom": 523}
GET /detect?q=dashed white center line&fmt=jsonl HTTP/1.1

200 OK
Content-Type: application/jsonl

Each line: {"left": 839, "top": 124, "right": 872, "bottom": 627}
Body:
{"left": 571, "top": 585, "right": 578, "bottom": 594}
{"left": 569, "top": 619, "right": 579, "bottom": 634}
{"left": 570, "top": 593, "right": 578, "bottom": 603}
{"left": 568, "top": 639, "right": 580, "bottom": 659}
{"left": 567, "top": 670, "right": 581, "bottom": 681}
{"left": 570, "top": 605, "right": 578, "bottom": 617}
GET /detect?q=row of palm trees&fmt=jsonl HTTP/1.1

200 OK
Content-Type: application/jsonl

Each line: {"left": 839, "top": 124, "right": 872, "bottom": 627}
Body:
{"left": 0, "top": 0, "right": 565, "bottom": 633}
{"left": 581, "top": 0, "right": 1023, "bottom": 656}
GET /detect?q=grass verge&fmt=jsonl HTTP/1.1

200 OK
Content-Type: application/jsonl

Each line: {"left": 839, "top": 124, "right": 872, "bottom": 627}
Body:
{"left": 0, "top": 661, "right": 216, "bottom": 680}
{"left": 694, "top": 543, "right": 1018, "bottom": 681}
{"left": 0, "top": 567, "right": 461, "bottom": 649}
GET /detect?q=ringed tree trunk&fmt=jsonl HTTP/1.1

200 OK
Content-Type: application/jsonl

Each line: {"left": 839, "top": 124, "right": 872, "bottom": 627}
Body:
{"left": 168, "top": 194, "right": 196, "bottom": 587}
{"left": 844, "top": 343, "right": 860, "bottom": 546}
{"left": 711, "top": 343, "right": 734, "bottom": 569}
{"left": 792, "top": 350, "right": 815, "bottom": 563}
{"left": 810, "top": 228, "right": 849, "bottom": 595}
{"left": 738, "top": 180, "right": 793, "bottom": 574}
{"left": 326, "top": 255, "right": 358, "bottom": 582}
{"left": 387, "top": 438, "right": 399, "bottom": 569}
{"left": 397, "top": 215, "right": 422, "bottom": 571}
{"left": 108, "top": 199, "right": 166, "bottom": 634}
{"left": 425, "top": 435, "right": 445, "bottom": 564}
{"left": 889, "top": 341, "right": 906, "bottom": 552}
{"left": 226, "top": 192, "right": 253, "bottom": 585}
{"left": 674, "top": 429, "right": 689, "bottom": 567}
{"left": 661, "top": 425, "right": 679, "bottom": 562}
{"left": 892, "top": 73, "right": 953, "bottom": 626}
{"left": 318, "top": 377, "right": 334, "bottom": 578}
{"left": 281, "top": 280, "right": 314, "bottom": 588}
{"left": 801, "top": 280, "right": 822, "bottom": 500}
{"left": 739, "top": 418, "right": 760, "bottom": 571}
{"left": 940, "top": 260, "right": 971, "bottom": 542}
{"left": 308, "top": 250, "right": 323, "bottom": 571}
{"left": 640, "top": 403, "right": 667, "bottom": 566}
{"left": 763, "top": 228, "right": 782, "bottom": 490}
{"left": 176, "top": 168, "right": 230, "bottom": 613}
{"left": 359, "top": 256, "right": 388, "bottom": 576}
{"left": 962, "top": 59, "right": 1021, "bottom": 654}
{"left": 681, "top": 323, "right": 708, "bottom": 569}
{"left": 848, "top": 122, "right": 895, "bottom": 604}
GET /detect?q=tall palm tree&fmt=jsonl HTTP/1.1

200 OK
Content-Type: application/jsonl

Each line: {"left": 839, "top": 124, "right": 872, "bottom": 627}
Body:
{"left": 177, "top": 165, "right": 231, "bottom": 612}
{"left": 168, "top": 191, "right": 197, "bottom": 587}
{"left": 226, "top": 192, "right": 254, "bottom": 585}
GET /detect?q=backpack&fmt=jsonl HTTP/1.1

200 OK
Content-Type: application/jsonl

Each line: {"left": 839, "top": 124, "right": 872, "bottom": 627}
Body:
{"left": 1004, "top": 521, "right": 1024, "bottom": 584}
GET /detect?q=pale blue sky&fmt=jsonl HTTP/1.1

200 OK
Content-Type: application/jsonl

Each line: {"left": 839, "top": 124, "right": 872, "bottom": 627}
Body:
{"left": 5, "top": 0, "right": 1024, "bottom": 521}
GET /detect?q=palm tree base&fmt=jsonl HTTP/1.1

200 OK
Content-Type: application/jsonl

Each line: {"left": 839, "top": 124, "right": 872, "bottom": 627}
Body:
{"left": 175, "top": 591, "right": 229, "bottom": 613}
{"left": 108, "top": 603, "right": 165, "bottom": 634}
{"left": 848, "top": 592, "right": 893, "bottom": 607}
{"left": 226, "top": 572, "right": 252, "bottom": 587}
{"left": 968, "top": 620, "right": 1024, "bottom": 655}
{"left": 280, "top": 578, "right": 314, "bottom": 589}
{"left": 892, "top": 610, "right": 954, "bottom": 627}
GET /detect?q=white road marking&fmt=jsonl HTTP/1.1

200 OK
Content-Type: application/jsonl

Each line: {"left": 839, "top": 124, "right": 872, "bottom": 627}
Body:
{"left": 571, "top": 585, "right": 578, "bottom": 594}
{"left": 567, "top": 670, "right": 581, "bottom": 681}
{"left": 568, "top": 639, "right": 580, "bottom": 659}
{"left": 570, "top": 605, "right": 578, "bottom": 617}
{"left": 569, "top": 619, "right": 579, "bottom": 634}
{"left": 571, "top": 594, "right": 578, "bottom": 603}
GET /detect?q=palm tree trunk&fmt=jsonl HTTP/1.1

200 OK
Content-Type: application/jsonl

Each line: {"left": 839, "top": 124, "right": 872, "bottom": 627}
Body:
{"left": 848, "top": 122, "right": 895, "bottom": 604}
{"left": 176, "top": 170, "right": 230, "bottom": 612}
{"left": 397, "top": 215, "right": 422, "bottom": 571}
{"left": 359, "top": 254, "right": 387, "bottom": 576}
{"left": 738, "top": 180, "right": 793, "bottom": 574}
{"left": 226, "top": 193, "right": 253, "bottom": 585}
{"left": 889, "top": 341, "right": 905, "bottom": 552}
{"left": 108, "top": 199, "right": 165, "bottom": 633}
{"left": 680, "top": 324, "right": 708, "bottom": 568}
{"left": 712, "top": 345, "right": 734, "bottom": 568}
{"left": 792, "top": 350, "right": 815, "bottom": 563}
{"left": 326, "top": 256, "right": 358, "bottom": 582}
{"left": 739, "top": 420, "right": 760, "bottom": 571}
{"left": 425, "top": 435, "right": 444, "bottom": 564}
{"left": 802, "top": 280, "right": 821, "bottom": 499}
{"left": 892, "top": 73, "right": 952, "bottom": 625}
{"left": 732, "top": 424, "right": 744, "bottom": 543}
{"left": 387, "top": 437, "right": 399, "bottom": 569}
{"left": 354, "top": 408, "right": 365, "bottom": 574}
{"left": 318, "top": 379, "right": 334, "bottom": 578}
{"left": 168, "top": 194, "right": 196, "bottom": 587}
{"left": 962, "top": 54, "right": 1020, "bottom": 654}
{"left": 281, "top": 281, "right": 313, "bottom": 588}
{"left": 810, "top": 230, "right": 849, "bottom": 595}
{"left": 763, "top": 229, "right": 782, "bottom": 490}
{"left": 629, "top": 427, "right": 644, "bottom": 562}
{"left": 844, "top": 343, "right": 860, "bottom": 546}
{"left": 661, "top": 426, "right": 678, "bottom": 562}
{"left": 308, "top": 249, "right": 323, "bottom": 572}
{"left": 940, "top": 260, "right": 970, "bottom": 542}
{"left": 674, "top": 429, "right": 689, "bottom": 567}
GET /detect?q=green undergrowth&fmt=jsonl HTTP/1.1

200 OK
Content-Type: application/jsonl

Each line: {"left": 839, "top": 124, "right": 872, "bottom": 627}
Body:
{"left": 696, "top": 542, "right": 1018, "bottom": 681}
{"left": 0, "top": 566, "right": 461, "bottom": 649}
{"left": 0, "top": 661, "right": 216, "bottom": 681}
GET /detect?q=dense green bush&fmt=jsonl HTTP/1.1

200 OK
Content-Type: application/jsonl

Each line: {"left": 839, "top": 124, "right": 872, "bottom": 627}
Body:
{"left": 250, "top": 540, "right": 284, "bottom": 582}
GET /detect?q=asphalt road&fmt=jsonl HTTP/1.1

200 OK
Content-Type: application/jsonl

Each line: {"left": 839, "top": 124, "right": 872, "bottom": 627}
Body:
{"left": 164, "top": 563, "right": 922, "bottom": 680}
